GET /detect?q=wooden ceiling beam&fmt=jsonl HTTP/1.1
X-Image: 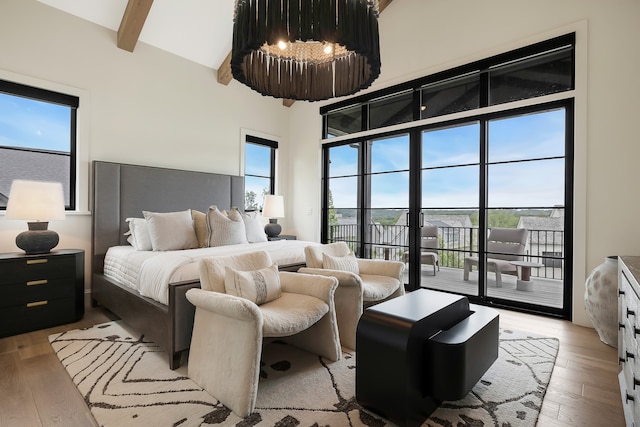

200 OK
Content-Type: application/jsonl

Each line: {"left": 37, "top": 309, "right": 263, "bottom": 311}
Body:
{"left": 117, "top": 0, "right": 154, "bottom": 52}
{"left": 215, "top": 0, "right": 394, "bottom": 107}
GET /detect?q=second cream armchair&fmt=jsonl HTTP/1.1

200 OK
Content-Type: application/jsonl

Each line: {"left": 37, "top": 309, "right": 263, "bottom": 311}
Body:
{"left": 298, "top": 241, "right": 405, "bottom": 350}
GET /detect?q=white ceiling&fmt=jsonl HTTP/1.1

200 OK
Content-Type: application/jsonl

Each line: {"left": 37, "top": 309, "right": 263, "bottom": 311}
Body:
{"left": 37, "top": 0, "right": 235, "bottom": 70}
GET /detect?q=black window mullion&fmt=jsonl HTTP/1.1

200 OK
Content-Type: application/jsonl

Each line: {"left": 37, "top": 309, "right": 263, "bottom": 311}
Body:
{"left": 408, "top": 128, "right": 422, "bottom": 291}
{"left": 478, "top": 120, "right": 488, "bottom": 299}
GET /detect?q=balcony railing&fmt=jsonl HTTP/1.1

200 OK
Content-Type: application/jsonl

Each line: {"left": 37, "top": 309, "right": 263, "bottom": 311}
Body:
{"left": 328, "top": 224, "right": 564, "bottom": 280}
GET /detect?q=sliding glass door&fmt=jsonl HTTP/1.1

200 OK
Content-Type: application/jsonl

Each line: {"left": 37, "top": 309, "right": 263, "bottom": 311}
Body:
{"left": 323, "top": 102, "right": 572, "bottom": 318}
{"left": 420, "top": 123, "right": 479, "bottom": 292}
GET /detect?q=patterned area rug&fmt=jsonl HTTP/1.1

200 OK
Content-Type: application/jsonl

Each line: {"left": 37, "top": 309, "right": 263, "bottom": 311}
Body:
{"left": 49, "top": 321, "right": 558, "bottom": 427}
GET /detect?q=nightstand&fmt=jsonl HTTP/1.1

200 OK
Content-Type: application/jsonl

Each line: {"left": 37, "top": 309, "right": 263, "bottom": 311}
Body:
{"left": 267, "top": 235, "right": 297, "bottom": 241}
{"left": 0, "top": 249, "right": 84, "bottom": 337}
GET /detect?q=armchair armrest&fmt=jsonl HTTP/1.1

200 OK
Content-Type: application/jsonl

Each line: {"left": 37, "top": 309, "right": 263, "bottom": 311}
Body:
{"left": 357, "top": 259, "right": 405, "bottom": 280}
{"left": 279, "top": 271, "right": 338, "bottom": 303}
{"left": 297, "top": 267, "right": 362, "bottom": 288}
{"left": 185, "top": 288, "right": 262, "bottom": 324}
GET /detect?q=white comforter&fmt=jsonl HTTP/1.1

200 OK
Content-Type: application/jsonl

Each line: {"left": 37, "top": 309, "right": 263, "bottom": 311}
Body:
{"left": 103, "top": 240, "right": 319, "bottom": 304}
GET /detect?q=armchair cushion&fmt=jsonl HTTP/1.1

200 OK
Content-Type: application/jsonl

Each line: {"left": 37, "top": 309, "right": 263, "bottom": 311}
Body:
{"left": 224, "top": 263, "right": 281, "bottom": 305}
{"left": 360, "top": 274, "right": 402, "bottom": 301}
{"left": 305, "top": 242, "right": 351, "bottom": 268}
{"left": 322, "top": 252, "right": 359, "bottom": 274}
{"left": 260, "top": 293, "right": 330, "bottom": 337}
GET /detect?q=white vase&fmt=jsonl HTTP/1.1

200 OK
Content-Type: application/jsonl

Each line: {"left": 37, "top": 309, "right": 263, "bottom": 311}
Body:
{"left": 584, "top": 256, "right": 618, "bottom": 348}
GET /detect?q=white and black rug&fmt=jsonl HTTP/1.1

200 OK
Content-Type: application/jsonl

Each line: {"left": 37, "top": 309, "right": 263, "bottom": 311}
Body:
{"left": 49, "top": 321, "right": 558, "bottom": 427}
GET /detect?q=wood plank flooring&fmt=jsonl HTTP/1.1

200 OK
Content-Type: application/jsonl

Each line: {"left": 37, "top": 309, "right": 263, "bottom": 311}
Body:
{"left": 0, "top": 304, "right": 625, "bottom": 426}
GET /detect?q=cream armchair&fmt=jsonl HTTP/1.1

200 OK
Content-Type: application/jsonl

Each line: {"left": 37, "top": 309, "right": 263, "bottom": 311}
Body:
{"left": 185, "top": 251, "right": 341, "bottom": 418}
{"left": 298, "top": 241, "right": 405, "bottom": 350}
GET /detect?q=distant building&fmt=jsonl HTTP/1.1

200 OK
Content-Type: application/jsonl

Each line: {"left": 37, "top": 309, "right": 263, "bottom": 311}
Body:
{"left": 0, "top": 146, "right": 70, "bottom": 207}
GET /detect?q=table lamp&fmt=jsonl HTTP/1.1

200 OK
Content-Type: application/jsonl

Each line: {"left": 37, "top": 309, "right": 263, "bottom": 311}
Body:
{"left": 262, "top": 195, "right": 284, "bottom": 238}
{"left": 5, "top": 180, "right": 66, "bottom": 255}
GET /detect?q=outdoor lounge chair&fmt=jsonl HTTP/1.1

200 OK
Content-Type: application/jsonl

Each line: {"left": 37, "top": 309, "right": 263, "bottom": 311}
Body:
{"left": 463, "top": 227, "right": 528, "bottom": 287}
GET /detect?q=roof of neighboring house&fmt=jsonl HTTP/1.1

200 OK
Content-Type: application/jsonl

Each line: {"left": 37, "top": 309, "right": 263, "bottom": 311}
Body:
{"left": 0, "top": 146, "right": 70, "bottom": 206}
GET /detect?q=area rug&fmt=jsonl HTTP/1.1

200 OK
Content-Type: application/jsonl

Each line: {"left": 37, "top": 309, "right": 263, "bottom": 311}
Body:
{"left": 49, "top": 321, "right": 559, "bottom": 427}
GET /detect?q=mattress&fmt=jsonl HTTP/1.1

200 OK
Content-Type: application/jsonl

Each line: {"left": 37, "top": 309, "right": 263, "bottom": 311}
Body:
{"left": 103, "top": 240, "right": 319, "bottom": 304}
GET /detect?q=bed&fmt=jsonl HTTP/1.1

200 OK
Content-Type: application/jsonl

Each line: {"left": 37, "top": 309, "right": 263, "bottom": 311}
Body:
{"left": 91, "top": 161, "right": 311, "bottom": 369}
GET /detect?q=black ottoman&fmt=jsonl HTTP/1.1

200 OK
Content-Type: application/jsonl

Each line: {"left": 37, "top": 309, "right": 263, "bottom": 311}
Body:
{"left": 356, "top": 289, "right": 499, "bottom": 426}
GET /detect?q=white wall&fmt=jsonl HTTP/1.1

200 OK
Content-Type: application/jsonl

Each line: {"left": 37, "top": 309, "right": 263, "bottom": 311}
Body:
{"left": 288, "top": 0, "right": 640, "bottom": 326}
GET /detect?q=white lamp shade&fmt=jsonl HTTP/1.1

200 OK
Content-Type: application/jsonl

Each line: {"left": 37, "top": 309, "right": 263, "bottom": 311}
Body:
{"left": 262, "top": 195, "right": 284, "bottom": 219}
{"left": 5, "top": 180, "right": 66, "bottom": 221}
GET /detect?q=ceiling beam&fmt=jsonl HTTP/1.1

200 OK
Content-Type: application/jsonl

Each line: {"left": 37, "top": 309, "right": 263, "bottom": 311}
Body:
{"left": 216, "top": 0, "right": 394, "bottom": 107}
{"left": 117, "top": 0, "right": 154, "bottom": 52}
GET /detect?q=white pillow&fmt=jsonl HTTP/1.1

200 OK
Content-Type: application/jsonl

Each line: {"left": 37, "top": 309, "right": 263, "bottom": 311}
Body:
{"left": 192, "top": 209, "right": 208, "bottom": 248}
{"left": 322, "top": 252, "right": 360, "bottom": 274}
{"left": 206, "top": 206, "right": 249, "bottom": 247}
{"left": 125, "top": 217, "right": 152, "bottom": 251}
{"left": 243, "top": 211, "right": 268, "bottom": 243}
{"left": 224, "top": 263, "right": 281, "bottom": 305}
{"left": 142, "top": 210, "right": 199, "bottom": 251}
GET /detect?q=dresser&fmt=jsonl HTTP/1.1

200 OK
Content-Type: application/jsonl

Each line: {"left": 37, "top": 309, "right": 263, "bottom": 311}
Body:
{"left": 0, "top": 249, "right": 84, "bottom": 337}
{"left": 619, "top": 256, "right": 640, "bottom": 426}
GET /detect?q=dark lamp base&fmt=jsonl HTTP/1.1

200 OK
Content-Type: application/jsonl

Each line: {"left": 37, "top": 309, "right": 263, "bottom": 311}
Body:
{"left": 264, "top": 219, "right": 282, "bottom": 238}
{"left": 16, "top": 222, "right": 59, "bottom": 255}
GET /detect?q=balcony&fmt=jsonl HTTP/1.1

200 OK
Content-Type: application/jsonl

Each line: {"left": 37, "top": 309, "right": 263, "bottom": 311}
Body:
{"left": 329, "top": 224, "right": 565, "bottom": 309}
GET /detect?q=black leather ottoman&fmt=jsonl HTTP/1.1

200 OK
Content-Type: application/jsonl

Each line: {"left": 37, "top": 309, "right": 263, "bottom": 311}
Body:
{"left": 356, "top": 289, "right": 499, "bottom": 426}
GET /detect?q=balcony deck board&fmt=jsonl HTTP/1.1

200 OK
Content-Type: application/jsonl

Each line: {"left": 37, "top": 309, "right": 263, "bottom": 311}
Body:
{"left": 405, "top": 266, "right": 564, "bottom": 309}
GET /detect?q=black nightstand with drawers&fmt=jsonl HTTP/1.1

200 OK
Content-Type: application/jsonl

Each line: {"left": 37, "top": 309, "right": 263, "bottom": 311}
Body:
{"left": 0, "top": 249, "right": 84, "bottom": 337}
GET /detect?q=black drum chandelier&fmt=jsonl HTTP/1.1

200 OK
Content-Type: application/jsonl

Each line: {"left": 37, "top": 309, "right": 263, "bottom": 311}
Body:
{"left": 231, "top": 0, "right": 381, "bottom": 102}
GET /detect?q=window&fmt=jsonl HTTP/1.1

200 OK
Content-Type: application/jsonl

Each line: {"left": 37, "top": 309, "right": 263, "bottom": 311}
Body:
{"left": 0, "top": 79, "right": 79, "bottom": 209}
{"left": 244, "top": 134, "right": 277, "bottom": 210}
{"left": 321, "top": 34, "right": 575, "bottom": 319}
{"left": 321, "top": 33, "right": 574, "bottom": 136}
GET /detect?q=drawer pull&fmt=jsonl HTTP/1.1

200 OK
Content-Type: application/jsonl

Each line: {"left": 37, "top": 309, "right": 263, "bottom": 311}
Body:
{"left": 26, "top": 259, "right": 48, "bottom": 265}
{"left": 26, "top": 279, "right": 48, "bottom": 286}
{"left": 620, "top": 323, "right": 626, "bottom": 330}
{"left": 627, "top": 352, "right": 636, "bottom": 360}
{"left": 634, "top": 377, "right": 640, "bottom": 389}
{"left": 620, "top": 357, "right": 626, "bottom": 364}
{"left": 627, "top": 393, "right": 635, "bottom": 403}
{"left": 26, "top": 300, "right": 48, "bottom": 308}
{"left": 628, "top": 309, "right": 636, "bottom": 318}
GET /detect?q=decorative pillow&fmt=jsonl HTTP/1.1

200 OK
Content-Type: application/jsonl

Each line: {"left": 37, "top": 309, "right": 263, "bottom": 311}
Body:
{"left": 142, "top": 210, "right": 199, "bottom": 251}
{"left": 243, "top": 211, "right": 268, "bottom": 243}
{"left": 224, "top": 263, "right": 281, "bottom": 305}
{"left": 206, "top": 206, "right": 249, "bottom": 247}
{"left": 322, "top": 252, "right": 359, "bottom": 274}
{"left": 125, "top": 217, "right": 152, "bottom": 251}
{"left": 191, "top": 210, "right": 208, "bottom": 248}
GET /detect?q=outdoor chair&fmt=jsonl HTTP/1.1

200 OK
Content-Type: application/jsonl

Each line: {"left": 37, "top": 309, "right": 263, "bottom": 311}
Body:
{"left": 463, "top": 227, "right": 528, "bottom": 287}
{"left": 402, "top": 225, "right": 440, "bottom": 275}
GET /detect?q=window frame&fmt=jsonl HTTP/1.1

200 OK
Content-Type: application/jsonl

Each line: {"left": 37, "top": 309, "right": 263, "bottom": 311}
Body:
{"left": 0, "top": 78, "right": 79, "bottom": 211}
{"left": 242, "top": 132, "right": 278, "bottom": 211}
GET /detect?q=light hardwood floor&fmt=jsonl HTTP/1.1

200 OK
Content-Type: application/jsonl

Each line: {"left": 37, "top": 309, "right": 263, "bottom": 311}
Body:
{"left": 0, "top": 305, "right": 625, "bottom": 426}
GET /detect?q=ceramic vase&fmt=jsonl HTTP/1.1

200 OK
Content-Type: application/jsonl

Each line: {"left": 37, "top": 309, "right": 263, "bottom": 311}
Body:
{"left": 584, "top": 255, "right": 618, "bottom": 348}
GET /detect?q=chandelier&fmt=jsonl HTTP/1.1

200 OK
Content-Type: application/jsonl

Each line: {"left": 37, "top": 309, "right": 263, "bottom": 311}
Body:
{"left": 231, "top": 0, "right": 381, "bottom": 102}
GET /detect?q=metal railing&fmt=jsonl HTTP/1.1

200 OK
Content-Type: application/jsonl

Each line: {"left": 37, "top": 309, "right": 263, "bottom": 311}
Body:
{"left": 328, "top": 224, "right": 564, "bottom": 280}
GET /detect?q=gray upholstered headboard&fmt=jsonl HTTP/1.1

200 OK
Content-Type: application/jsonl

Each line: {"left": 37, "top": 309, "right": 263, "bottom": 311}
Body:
{"left": 91, "top": 161, "right": 244, "bottom": 273}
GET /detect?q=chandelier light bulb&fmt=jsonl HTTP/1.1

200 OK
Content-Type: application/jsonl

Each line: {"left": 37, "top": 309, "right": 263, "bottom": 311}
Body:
{"left": 278, "top": 40, "right": 287, "bottom": 50}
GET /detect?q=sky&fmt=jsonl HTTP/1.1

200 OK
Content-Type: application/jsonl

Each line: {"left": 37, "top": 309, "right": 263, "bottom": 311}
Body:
{"left": 244, "top": 142, "right": 271, "bottom": 208}
{"left": 0, "top": 93, "right": 70, "bottom": 152}
{"left": 329, "top": 108, "right": 566, "bottom": 210}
